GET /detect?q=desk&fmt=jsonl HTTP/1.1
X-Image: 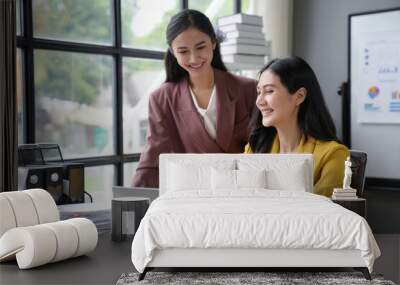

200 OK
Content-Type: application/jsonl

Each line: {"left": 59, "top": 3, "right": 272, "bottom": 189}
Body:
{"left": 58, "top": 202, "right": 111, "bottom": 234}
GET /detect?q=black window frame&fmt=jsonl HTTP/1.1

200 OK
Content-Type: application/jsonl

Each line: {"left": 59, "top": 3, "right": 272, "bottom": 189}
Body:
{"left": 16, "top": 0, "right": 242, "bottom": 186}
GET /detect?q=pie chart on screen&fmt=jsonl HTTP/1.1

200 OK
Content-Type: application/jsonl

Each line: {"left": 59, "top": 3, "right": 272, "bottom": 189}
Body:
{"left": 368, "top": 86, "right": 379, "bottom": 99}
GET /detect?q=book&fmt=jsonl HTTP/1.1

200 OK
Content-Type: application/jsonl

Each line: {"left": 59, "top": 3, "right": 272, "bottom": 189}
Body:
{"left": 332, "top": 195, "right": 360, "bottom": 201}
{"left": 222, "top": 54, "right": 266, "bottom": 65}
{"left": 224, "top": 30, "right": 265, "bottom": 40}
{"left": 218, "top": 13, "right": 263, "bottom": 27}
{"left": 221, "top": 37, "right": 266, "bottom": 46}
{"left": 224, "top": 61, "right": 266, "bottom": 71}
{"left": 333, "top": 188, "right": 357, "bottom": 193}
{"left": 332, "top": 192, "right": 358, "bottom": 197}
{"left": 218, "top": 23, "right": 263, "bottom": 34}
{"left": 221, "top": 44, "right": 267, "bottom": 55}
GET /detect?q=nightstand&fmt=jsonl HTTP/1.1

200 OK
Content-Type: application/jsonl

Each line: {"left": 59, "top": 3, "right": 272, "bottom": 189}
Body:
{"left": 332, "top": 197, "right": 366, "bottom": 218}
{"left": 111, "top": 197, "right": 150, "bottom": 242}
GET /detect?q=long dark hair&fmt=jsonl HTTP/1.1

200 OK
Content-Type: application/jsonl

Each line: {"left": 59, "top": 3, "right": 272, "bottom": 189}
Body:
{"left": 249, "top": 56, "right": 339, "bottom": 153}
{"left": 164, "top": 9, "right": 227, "bottom": 82}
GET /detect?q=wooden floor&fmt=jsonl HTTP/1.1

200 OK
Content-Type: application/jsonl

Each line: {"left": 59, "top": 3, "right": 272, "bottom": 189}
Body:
{"left": 0, "top": 233, "right": 133, "bottom": 285}
{"left": 1, "top": 233, "right": 398, "bottom": 285}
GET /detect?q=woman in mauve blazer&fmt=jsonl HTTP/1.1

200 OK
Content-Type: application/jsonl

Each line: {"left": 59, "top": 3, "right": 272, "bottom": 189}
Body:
{"left": 132, "top": 10, "right": 257, "bottom": 188}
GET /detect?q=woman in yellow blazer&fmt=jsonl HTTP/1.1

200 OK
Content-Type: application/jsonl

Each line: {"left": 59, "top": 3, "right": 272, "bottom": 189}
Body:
{"left": 245, "top": 56, "right": 349, "bottom": 197}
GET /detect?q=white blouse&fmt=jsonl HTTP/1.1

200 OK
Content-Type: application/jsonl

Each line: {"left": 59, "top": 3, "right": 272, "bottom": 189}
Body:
{"left": 189, "top": 86, "right": 217, "bottom": 140}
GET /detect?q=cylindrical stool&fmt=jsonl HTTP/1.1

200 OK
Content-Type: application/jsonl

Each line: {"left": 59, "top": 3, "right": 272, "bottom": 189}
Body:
{"left": 111, "top": 197, "right": 150, "bottom": 242}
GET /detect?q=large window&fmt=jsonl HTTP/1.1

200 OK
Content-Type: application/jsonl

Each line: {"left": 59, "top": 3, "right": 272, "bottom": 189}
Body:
{"left": 34, "top": 50, "right": 115, "bottom": 158}
{"left": 121, "top": 0, "right": 180, "bottom": 50}
{"left": 123, "top": 162, "right": 138, "bottom": 186}
{"left": 32, "top": 0, "right": 114, "bottom": 45}
{"left": 122, "top": 57, "right": 165, "bottom": 154}
{"left": 189, "top": 0, "right": 234, "bottom": 23}
{"left": 17, "top": 0, "right": 247, "bottom": 204}
{"left": 85, "top": 165, "right": 115, "bottom": 204}
{"left": 241, "top": 0, "right": 254, "bottom": 14}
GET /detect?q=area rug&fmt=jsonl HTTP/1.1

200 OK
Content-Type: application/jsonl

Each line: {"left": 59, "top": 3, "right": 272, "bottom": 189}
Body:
{"left": 116, "top": 271, "right": 396, "bottom": 285}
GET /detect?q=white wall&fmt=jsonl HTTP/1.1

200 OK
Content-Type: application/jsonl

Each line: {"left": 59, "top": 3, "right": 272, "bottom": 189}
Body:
{"left": 292, "top": 0, "right": 399, "bottom": 140}
{"left": 253, "top": 0, "right": 293, "bottom": 58}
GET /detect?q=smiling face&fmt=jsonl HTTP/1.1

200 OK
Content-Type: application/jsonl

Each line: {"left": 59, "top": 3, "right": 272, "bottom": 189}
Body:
{"left": 256, "top": 70, "right": 306, "bottom": 128}
{"left": 170, "top": 27, "right": 216, "bottom": 78}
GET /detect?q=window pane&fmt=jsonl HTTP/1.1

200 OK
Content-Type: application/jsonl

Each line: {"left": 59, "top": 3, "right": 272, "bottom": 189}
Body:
{"left": 189, "top": 0, "right": 234, "bottom": 24}
{"left": 124, "top": 162, "right": 139, "bottom": 186}
{"left": 32, "top": 0, "right": 113, "bottom": 45}
{"left": 16, "top": 48, "right": 23, "bottom": 144}
{"left": 85, "top": 165, "right": 115, "bottom": 206}
{"left": 16, "top": 0, "right": 22, "bottom": 35}
{"left": 34, "top": 50, "right": 114, "bottom": 159}
{"left": 123, "top": 58, "right": 165, "bottom": 154}
{"left": 241, "top": 0, "right": 255, "bottom": 14}
{"left": 121, "top": 0, "right": 180, "bottom": 50}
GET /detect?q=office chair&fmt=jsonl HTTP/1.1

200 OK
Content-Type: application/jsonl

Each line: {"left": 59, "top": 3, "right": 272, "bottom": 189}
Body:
{"left": 349, "top": 150, "right": 367, "bottom": 198}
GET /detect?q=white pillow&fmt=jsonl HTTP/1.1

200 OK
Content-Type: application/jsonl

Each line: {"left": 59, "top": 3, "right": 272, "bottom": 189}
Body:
{"left": 211, "top": 168, "right": 267, "bottom": 190}
{"left": 237, "top": 169, "right": 267, "bottom": 189}
{"left": 167, "top": 160, "right": 235, "bottom": 191}
{"left": 211, "top": 168, "right": 236, "bottom": 190}
{"left": 238, "top": 158, "right": 309, "bottom": 191}
{"left": 266, "top": 161, "right": 308, "bottom": 191}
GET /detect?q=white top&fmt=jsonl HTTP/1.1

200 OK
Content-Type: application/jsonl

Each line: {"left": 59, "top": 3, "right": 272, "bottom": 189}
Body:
{"left": 189, "top": 86, "right": 217, "bottom": 140}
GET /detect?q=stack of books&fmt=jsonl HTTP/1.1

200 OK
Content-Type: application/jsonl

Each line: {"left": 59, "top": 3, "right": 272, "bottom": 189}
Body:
{"left": 332, "top": 188, "right": 358, "bottom": 200}
{"left": 217, "top": 13, "right": 270, "bottom": 69}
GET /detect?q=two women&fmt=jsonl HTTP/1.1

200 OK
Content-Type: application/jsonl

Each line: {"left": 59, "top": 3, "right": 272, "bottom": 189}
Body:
{"left": 134, "top": 9, "right": 348, "bottom": 197}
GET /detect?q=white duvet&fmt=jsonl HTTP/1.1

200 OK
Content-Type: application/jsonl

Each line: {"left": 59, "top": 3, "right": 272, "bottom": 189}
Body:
{"left": 131, "top": 190, "right": 380, "bottom": 273}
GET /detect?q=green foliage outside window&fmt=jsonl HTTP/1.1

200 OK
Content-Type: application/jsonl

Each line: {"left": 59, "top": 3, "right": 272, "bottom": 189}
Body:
{"left": 32, "top": 0, "right": 179, "bottom": 105}
{"left": 189, "top": 0, "right": 234, "bottom": 24}
{"left": 34, "top": 50, "right": 113, "bottom": 105}
{"left": 33, "top": 0, "right": 115, "bottom": 104}
{"left": 121, "top": 0, "right": 179, "bottom": 50}
{"left": 33, "top": 0, "right": 113, "bottom": 44}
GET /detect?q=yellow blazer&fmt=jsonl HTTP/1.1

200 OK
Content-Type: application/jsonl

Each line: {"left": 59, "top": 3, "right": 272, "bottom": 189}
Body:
{"left": 244, "top": 135, "right": 349, "bottom": 197}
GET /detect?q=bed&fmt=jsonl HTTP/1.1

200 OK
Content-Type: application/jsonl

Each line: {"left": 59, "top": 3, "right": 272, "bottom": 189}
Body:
{"left": 131, "top": 154, "right": 380, "bottom": 280}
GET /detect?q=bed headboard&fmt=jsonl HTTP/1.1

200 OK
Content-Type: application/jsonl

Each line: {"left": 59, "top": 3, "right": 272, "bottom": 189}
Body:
{"left": 159, "top": 153, "right": 314, "bottom": 196}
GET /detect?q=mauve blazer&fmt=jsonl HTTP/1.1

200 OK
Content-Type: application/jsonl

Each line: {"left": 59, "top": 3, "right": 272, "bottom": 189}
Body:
{"left": 132, "top": 68, "right": 257, "bottom": 188}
